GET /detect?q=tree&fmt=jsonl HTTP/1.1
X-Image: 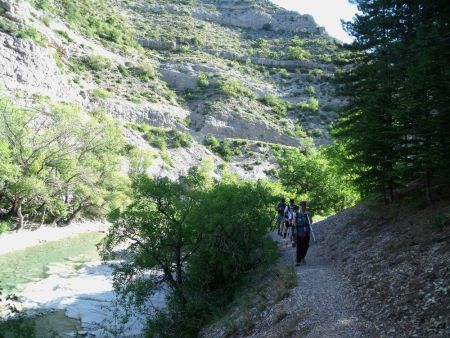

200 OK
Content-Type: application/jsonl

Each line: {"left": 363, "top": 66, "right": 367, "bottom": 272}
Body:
{"left": 278, "top": 149, "right": 357, "bottom": 215}
{"left": 333, "top": 0, "right": 450, "bottom": 202}
{"left": 0, "top": 98, "right": 128, "bottom": 229}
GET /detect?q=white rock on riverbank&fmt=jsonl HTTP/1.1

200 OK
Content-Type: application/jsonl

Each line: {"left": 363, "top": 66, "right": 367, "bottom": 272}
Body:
{"left": 0, "top": 222, "right": 108, "bottom": 255}
{"left": 20, "top": 260, "right": 166, "bottom": 337}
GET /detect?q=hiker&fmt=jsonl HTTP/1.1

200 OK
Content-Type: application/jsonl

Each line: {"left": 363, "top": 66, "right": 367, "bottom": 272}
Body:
{"left": 291, "top": 205, "right": 299, "bottom": 247}
{"left": 294, "top": 201, "right": 312, "bottom": 266}
{"left": 275, "top": 198, "right": 287, "bottom": 236}
{"left": 283, "top": 198, "right": 295, "bottom": 240}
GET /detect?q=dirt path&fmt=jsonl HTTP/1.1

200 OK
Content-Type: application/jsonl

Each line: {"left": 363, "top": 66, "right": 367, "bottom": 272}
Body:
{"left": 267, "top": 231, "right": 376, "bottom": 338}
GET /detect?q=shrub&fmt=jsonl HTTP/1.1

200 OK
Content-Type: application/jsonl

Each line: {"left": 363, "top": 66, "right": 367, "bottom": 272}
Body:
{"left": 17, "top": 27, "right": 46, "bottom": 46}
{"left": 84, "top": 55, "right": 111, "bottom": 72}
{"left": 90, "top": 88, "right": 111, "bottom": 99}
{"left": 117, "top": 64, "right": 129, "bottom": 77}
{"left": 55, "top": 29, "right": 72, "bottom": 42}
{"left": 298, "top": 97, "right": 319, "bottom": 113}
{"left": 136, "top": 62, "right": 156, "bottom": 81}
{"left": 197, "top": 74, "right": 210, "bottom": 89}
{"left": 260, "top": 94, "right": 291, "bottom": 117}
{"left": 217, "top": 78, "right": 255, "bottom": 99}
{"left": 306, "top": 85, "right": 316, "bottom": 95}
{"left": 205, "top": 137, "right": 242, "bottom": 161}
{"left": 0, "top": 220, "right": 11, "bottom": 234}
{"left": 287, "top": 46, "right": 311, "bottom": 61}
{"left": 253, "top": 38, "right": 268, "bottom": 49}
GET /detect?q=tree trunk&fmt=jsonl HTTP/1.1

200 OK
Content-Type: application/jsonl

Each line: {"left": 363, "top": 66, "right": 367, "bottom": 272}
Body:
{"left": 14, "top": 199, "right": 24, "bottom": 231}
{"left": 59, "top": 202, "right": 88, "bottom": 226}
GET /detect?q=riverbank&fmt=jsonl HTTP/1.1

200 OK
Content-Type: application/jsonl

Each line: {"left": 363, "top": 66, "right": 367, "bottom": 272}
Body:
{"left": 0, "top": 221, "right": 108, "bottom": 255}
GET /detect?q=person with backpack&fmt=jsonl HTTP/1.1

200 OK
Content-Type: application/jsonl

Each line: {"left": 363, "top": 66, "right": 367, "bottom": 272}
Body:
{"left": 275, "top": 198, "right": 287, "bottom": 236}
{"left": 283, "top": 198, "right": 295, "bottom": 240}
{"left": 294, "top": 201, "right": 312, "bottom": 266}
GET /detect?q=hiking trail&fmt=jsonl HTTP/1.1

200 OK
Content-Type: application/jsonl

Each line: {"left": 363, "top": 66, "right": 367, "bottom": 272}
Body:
{"left": 262, "top": 230, "right": 376, "bottom": 338}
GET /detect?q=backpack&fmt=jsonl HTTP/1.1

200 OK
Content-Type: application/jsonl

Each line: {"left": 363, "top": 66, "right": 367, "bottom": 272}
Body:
{"left": 296, "top": 212, "right": 309, "bottom": 227}
{"left": 276, "top": 202, "right": 286, "bottom": 215}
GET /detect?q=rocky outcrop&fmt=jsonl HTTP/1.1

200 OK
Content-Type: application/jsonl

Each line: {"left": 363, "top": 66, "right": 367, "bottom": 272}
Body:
{"left": 98, "top": 99, "right": 189, "bottom": 128}
{"left": 137, "top": 38, "right": 177, "bottom": 51}
{"left": 204, "top": 49, "right": 335, "bottom": 71}
{"left": 201, "top": 110, "right": 299, "bottom": 147}
{"left": 193, "top": 0, "right": 326, "bottom": 35}
{"left": 0, "top": 32, "right": 83, "bottom": 103}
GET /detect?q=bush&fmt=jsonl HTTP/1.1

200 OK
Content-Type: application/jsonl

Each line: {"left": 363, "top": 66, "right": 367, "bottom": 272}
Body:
{"left": 101, "top": 174, "right": 276, "bottom": 338}
{"left": 217, "top": 78, "right": 255, "bottom": 100}
{"left": 197, "top": 74, "right": 210, "bottom": 89}
{"left": 205, "top": 137, "right": 242, "bottom": 161}
{"left": 0, "top": 220, "right": 11, "bottom": 234}
{"left": 298, "top": 97, "right": 319, "bottom": 113}
{"left": 90, "top": 88, "right": 111, "bottom": 99}
{"left": 117, "top": 64, "right": 129, "bottom": 77}
{"left": 17, "top": 27, "right": 46, "bottom": 46}
{"left": 136, "top": 62, "right": 156, "bottom": 82}
{"left": 260, "top": 94, "right": 291, "bottom": 117}
{"left": 287, "top": 46, "right": 311, "bottom": 61}
{"left": 84, "top": 55, "right": 111, "bottom": 72}
{"left": 55, "top": 29, "right": 72, "bottom": 42}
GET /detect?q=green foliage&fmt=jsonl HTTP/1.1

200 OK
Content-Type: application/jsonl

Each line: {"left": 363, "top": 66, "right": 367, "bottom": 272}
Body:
{"left": 197, "top": 74, "right": 210, "bottom": 89}
{"left": 253, "top": 38, "right": 269, "bottom": 49}
{"left": 101, "top": 173, "right": 276, "bottom": 338}
{"left": 50, "top": 0, "right": 136, "bottom": 48}
{"left": 0, "top": 220, "right": 11, "bottom": 234}
{"left": 84, "top": 55, "right": 111, "bottom": 72}
{"left": 278, "top": 148, "right": 358, "bottom": 216}
{"left": 117, "top": 64, "right": 129, "bottom": 77}
{"left": 17, "top": 27, "right": 46, "bottom": 46}
{"left": 260, "top": 94, "right": 292, "bottom": 117}
{"left": 287, "top": 45, "right": 310, "bottom": 61}
{"left": 205, "top": 137, "right": 242, "bottom": 161}
{"left": 55, "top": 29, "right": 72, "bottom": 42}
{"left": 135, "top": 62, "right": 156, "bottom": 82}
{"left": 90, "top": 88, "right": 111, "bottom": 99}
{"left": 333, "top": 0, "right": 450, "bottom": 201}
{"left": 0, "top": 98, "right": 128, "bottom": 229}
{"left": 131, "top": 124, "right": 192, "bottom": 149}
{"left": 217, "top": 77, "right": 255, "bottom": 100}
{"left": 298, "top": 97, "right": 319, "bottom": 113}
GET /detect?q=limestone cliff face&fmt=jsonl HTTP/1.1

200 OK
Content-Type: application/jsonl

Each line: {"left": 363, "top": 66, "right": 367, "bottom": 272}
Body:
{"left": 0, "top": 0, "right": 341, "bottom": 179}
{"left": 193, "top": 0, "right": 326, "bottom": 34}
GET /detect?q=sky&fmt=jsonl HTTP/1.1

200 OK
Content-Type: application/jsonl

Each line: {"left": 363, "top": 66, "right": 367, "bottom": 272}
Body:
{"left": 271, "top": 0, "right": 359, "bottom": 43}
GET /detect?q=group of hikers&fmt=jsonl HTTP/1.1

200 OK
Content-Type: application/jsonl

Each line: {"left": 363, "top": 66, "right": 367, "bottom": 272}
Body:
{"left": 275, "top": 198, "right": 313, "bottom": 266}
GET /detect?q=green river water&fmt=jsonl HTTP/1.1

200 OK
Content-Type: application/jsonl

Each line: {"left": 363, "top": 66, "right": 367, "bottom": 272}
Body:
{"left": 0, "top": 232, "right": 104, "bottom": 295}
{"left": 0, "top": 232, "right": 105, "bottom": 337}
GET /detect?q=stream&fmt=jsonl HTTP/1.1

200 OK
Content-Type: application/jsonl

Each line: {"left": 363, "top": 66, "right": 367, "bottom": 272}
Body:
{"left": 0, "top": 231, "right": 165, "bottom": 337}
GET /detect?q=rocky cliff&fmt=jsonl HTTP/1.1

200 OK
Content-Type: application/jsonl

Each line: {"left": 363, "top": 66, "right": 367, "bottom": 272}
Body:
{"left": 0, "top": 0, "right": 344, "bottom": 179}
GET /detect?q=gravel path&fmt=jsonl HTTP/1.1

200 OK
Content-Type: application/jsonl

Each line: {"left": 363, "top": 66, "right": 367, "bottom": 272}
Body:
{"left": 270, "top": 231, "right": 376, "bottom": 338}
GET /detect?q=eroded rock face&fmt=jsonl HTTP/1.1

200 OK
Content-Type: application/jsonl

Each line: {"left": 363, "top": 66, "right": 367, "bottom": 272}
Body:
{"left": 0, "top": 32, "right": 82, "bottom": 103}
{"left": 193, "top": 0, "right": 325, "bottom": 34}
{"left": 100, "top": 99, "right": 189, "bottom": 128}
{"left": 201, "top": 110, "right": 299, "bottom": 147}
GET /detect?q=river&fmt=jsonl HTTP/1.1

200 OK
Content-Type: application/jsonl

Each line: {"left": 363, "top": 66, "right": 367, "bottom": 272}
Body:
{"left": 0, "top": 231, "right": 165, "bottom": 337}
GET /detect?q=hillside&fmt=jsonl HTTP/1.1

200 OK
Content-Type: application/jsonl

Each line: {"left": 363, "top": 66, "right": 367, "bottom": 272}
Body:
{"left": 200, "top": 186, "right": 450, "bottom": 338}
{"left": 0, "top": 0, "right": 345, "bottom": 180}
